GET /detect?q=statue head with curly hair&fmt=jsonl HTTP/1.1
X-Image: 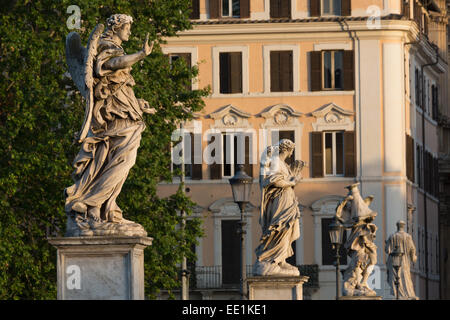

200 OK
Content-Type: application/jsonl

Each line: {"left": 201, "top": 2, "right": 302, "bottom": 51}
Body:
{"left": 278, "top": 139, "right": 295, "bottom": 154}
{"left": 102, "top": 14, "right": 134, "bottom": 44}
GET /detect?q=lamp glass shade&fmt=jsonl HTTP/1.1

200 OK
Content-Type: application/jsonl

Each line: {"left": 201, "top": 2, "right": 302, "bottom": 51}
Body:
{"left": 329, "top": 219, "right": 344, "bottom": 246}
{"left": 229, "top": 165, "right": 253, "bottom": 204}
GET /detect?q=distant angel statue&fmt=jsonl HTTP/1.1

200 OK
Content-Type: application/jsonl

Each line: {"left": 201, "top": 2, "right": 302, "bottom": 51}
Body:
{"left": 253, "top": 139, "right": 306, "bottom": 276}
{"left": 337, "top": 183, "right": 378, "bottom": 297}
{"left": 64, "top": 14, "right": 156, "bottom": 237}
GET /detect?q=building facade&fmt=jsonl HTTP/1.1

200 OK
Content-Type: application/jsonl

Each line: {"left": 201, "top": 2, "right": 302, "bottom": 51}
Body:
{"left": 157, "top": 0, "right": 448, "bottom": 300}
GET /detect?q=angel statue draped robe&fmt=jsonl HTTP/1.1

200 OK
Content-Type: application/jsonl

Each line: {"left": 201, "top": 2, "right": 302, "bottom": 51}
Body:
{"left": 253, "top": 140, "right": 304, "bottom": 276}
{"left": 64, "top": 15, "right": 155, "bottom": 237}
{"left": 385, "top": 220, "right": 418, "bottom": 299}
{"left": 337, "top": 183, "right": 378, "bottom": 297}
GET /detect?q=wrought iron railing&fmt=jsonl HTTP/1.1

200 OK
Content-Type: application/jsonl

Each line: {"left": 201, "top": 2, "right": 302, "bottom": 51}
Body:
{"left": 190, "top": 264, "right": 319, "bottom": 289}
{"left": 191, "top": 265, "right": 254, "bottom": 289}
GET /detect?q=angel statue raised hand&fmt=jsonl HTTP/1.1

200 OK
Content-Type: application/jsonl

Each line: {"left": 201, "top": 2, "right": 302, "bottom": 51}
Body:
{"left": 64, "top": 14, "right": 156, "bottom": 237}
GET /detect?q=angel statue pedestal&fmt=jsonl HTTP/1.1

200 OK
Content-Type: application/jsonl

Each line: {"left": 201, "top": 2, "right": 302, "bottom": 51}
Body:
{"left": 49, "top": 14, "right": 158, "bottom": 299}
{"left": 246, "top": 276, "right": 309, "bottom": 300}
{"left": 48, "top": 236, "right": 152, "bottom": 300}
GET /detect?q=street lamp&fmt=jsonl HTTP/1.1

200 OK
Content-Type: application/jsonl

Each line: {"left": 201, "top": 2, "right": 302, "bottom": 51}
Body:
{"left": 229, "top": 164, "right": 253, "bottom": 300}
{"left": 391, "top": 245, "right": 404, "bottom": 300}
{"left": 329, "top": 217, "right": 345, "bottom": 300}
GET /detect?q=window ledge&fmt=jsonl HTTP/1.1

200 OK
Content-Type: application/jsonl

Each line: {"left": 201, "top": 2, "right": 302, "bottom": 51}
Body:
{"left": 210, "top": 91, "right": 355, "bottom": 98}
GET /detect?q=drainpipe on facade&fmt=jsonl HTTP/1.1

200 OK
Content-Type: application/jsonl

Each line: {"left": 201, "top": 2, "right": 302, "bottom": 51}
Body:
{"left": 420, "top": 43, "right": 439, "bottom": 300}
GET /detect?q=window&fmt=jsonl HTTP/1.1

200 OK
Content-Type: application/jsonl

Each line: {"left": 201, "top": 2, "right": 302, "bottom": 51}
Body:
{"left": 270, "top": 51, "right": 293, "bottom": 92}
{"left": 209, "top": 132, "right": 253, "bottom": 179}
{"left": 406, "top": 134, "right": 415, "bottom": 182}
{"left": 209, "top": 0, "right": 250, "bottom": 19}
{"left": 324, "top": 131, "right": 344, "bottom": 176}
{"left": 415, "top": 68, "right": 421, "bottom": 107}
{"left": 323, "top": 50, "right": 343, "bottom": 90}
{"left": 270, "top": 0, "right": 291, "bottom": 18}
{"left": 311, "top": 131, "right": 355, "bottom": 177}
{"left": 310, "top": 50, "right": 354, "bottom": 91}
{"left": 431, "top": 85, "right": 439, "bottom": 120}
{"left": 310, "top": 0, "right": 351, "bottom": 17}
{"left": 416, "top": 144, "right": 423, "bottom": 188}
{"left": 219, "top": 52, "right": 242, "bottom": 94}
{"left": 322, "top": 0, "right": 341, "bottom": 16}
{"left": 222, "top": 0, "right": 240, "bottom": 17}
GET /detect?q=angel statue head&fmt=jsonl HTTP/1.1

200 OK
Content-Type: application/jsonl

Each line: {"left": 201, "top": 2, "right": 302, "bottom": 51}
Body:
{"left": 103, "top": 14, "right": 134, "bottom": 43}
{"left": 278, "top": 139, "right": 295, "bottom": 158}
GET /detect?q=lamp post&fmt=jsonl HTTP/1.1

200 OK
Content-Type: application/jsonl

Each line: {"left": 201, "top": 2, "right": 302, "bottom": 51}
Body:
{"left": 391, "top": 245, "right": 404, "bottom": 300}
{"left": 329, "top": 217, "right": 345, "bottom": 300}
{"left": 229, "top": 164, "right": 253, "bottom": 300}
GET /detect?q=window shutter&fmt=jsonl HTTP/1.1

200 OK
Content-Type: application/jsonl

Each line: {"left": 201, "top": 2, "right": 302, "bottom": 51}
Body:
{"left": 343, "top": 50, "right": 355, "bottom": 91}
{"left": 280, "top": 51, "right": 293, "bottom": 92}
{"left": 191, "top": 133, "right": 202, "bottom": 180}
{"left": 230, "top": 52, "right": 242, "bottom": 93}
{"left": 270, "top": 51, "right": 280, "bottom": 92}
{"left": 281, "top": 0, "right": 291, "bottom": 18}
{"left": 406, "top": 134, "right": 415, "bottom": 182}
{"left": 310, "top": 51, "right": 322, "bottom": 91}
{"left": 344, "top": 131, "right": 356, "bottom": 177}
{"left": 240, "top": 0, "right": 250, "bottom": 18}
{"left": 208, "top": 134, "right": 222, "bottom": 180}
{"left": 270, "top": 0, "right": 280, "bottom": 18}
{"left": 190, "top": 0, "right": 200, "bottom": 19}
{"left": 341, "top": 0, "right": 351, "bottom": 16}
{"left": 244, "top": 135, "right": 253, "bottom": 178}
{"left": 210, "top": 0, "right": 220, "bottom": 18}
{"left": 311, "top": 132, "right": 323, "bottom": 177}
{"left": 310, "top": 0, "right": 320, "bottom": 17}
{"left": 220, "top": 53, "right": 230, "bottom": 94}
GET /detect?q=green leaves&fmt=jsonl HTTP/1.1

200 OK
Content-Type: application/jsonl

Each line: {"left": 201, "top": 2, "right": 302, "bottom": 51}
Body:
{"left": 0, "top": 0, "right": 207, "bottom": 299}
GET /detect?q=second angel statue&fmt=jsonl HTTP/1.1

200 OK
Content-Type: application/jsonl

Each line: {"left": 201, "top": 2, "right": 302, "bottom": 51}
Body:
{"left": 64, "top": 14, "right": 157, "bottom": 237}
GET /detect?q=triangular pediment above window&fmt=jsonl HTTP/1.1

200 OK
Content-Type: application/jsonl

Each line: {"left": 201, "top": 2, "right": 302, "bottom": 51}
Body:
{"left": 208, "top": 104, "right": 252, "bottom": 128}
{"left": 310, "top": 103, "right": 354, "bottom": 131}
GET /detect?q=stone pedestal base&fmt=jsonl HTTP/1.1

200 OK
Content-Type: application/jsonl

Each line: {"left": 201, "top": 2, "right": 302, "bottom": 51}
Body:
{"left": 246, "top": 276, "right": 309, "bottom": 300}
{"left": 338, "top": 295, "right": 383, "bottom": 300}
{"left": 48, "top": 236, "right": 152, "bottom": 300}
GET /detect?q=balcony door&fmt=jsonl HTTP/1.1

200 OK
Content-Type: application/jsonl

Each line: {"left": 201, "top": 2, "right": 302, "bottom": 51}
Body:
{"left": 221, "top": 219, "right": 241, "bottom": 286}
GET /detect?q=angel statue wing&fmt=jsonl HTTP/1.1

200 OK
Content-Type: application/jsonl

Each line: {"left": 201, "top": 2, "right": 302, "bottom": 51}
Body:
{"left": 65, "top": 24, "right": 104, "bottom": 143}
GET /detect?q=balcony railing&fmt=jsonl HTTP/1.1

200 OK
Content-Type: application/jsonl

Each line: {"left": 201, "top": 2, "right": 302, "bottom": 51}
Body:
{"left": 190, "top": 264, "right": 319, "bottom": 289}
{"left": 192, "top": 265, "right": 254, "bottom": 289}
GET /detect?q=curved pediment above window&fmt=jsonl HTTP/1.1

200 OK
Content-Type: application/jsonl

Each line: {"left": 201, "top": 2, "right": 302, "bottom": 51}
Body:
{"left": 208, "top": 197, "right": 256, "bottom": 217}
{"left": 258, "top": 104, "right": 303, "bottom": 127}
{"left": 208, "top": 104, "right": 252, "bottom": 129}
{"left": 310, "top": 103, "right": 354, "bottom": 131}
{"left": 310, "top": 195, "right": 345, "bottom": 216}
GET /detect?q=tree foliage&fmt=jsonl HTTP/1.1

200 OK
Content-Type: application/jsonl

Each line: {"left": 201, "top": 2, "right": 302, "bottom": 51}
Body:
{"left": 0, "top": 0, "right": 208, "bottom": 299}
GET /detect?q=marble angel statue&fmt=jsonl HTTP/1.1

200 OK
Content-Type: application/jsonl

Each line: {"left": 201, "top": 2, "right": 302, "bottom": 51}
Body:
{"left": 253, "top": 139, "right": 306, "bottom": 276}
{"left": 64, "top": 14, "right": 156, "bottom": 237}
{"left": 336, "top": 183, "right": 378, "bottom": 296}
